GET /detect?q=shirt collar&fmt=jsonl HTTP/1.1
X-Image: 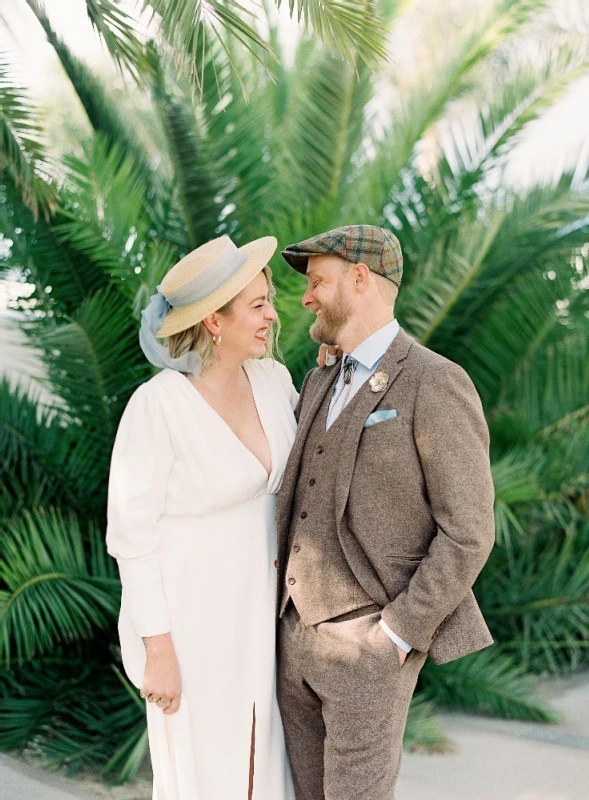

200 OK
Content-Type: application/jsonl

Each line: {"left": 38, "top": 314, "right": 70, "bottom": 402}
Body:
{"left": 346, "top": 319, "right": 400, "bottom": 370}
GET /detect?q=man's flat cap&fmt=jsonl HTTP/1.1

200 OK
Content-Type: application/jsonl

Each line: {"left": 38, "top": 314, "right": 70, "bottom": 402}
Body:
{"left": 281, "top": 225, "right": 403, "bottom": 286}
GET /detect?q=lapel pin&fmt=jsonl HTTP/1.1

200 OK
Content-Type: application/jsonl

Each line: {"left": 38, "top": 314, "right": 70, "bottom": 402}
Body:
{"left": 369, "top": 371, "right": 389, "bottom": 392}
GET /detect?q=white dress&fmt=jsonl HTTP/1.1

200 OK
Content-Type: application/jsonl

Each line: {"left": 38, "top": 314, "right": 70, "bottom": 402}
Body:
{"left": 106, "top": 358, "right": 298, "bottom": 800}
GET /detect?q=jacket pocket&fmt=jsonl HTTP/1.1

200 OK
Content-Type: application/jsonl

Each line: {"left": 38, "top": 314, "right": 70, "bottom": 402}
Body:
{"left": 386, "top": 554, "right": 425, "bottom": 563}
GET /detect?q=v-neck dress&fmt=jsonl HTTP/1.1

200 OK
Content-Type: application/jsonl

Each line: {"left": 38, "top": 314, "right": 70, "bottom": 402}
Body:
{"left": 106, "top": 358, "right": 298, "bottom": 800}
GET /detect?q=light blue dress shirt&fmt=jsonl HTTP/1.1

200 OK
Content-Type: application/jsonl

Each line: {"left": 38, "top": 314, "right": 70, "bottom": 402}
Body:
{"left": 326, "top": 319, "right": 400, "bottom": 429}
{"left": 326, "top": 318, "right": 412, "bottom": 655}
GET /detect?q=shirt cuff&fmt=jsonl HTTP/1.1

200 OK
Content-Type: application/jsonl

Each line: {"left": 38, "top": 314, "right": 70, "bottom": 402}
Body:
{"left": 379, "top": 618, "right": 413, "bottom": 653}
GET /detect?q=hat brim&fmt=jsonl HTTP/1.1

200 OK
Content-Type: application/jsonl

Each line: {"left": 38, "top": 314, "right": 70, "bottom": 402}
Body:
{"left": 281, "top": 249, "right": 326, "bottom": 275}
{"left": 156, "top": 236, "right": 277, "bottom": 338}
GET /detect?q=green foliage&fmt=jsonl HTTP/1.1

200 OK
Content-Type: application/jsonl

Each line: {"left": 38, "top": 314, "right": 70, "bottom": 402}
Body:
{"left": 0, "top": 55, "right": 57, "bottom": 218}
{"left": 419, "top": 648, "right": 559, "bottom": 722}
{"left": 1, "top": 0, "right": 588, "bottom": 784}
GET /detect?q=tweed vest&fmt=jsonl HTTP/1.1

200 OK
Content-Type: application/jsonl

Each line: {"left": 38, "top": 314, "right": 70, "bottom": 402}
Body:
{"left": 279, "top": 384, "right": 373, "bottom": 623}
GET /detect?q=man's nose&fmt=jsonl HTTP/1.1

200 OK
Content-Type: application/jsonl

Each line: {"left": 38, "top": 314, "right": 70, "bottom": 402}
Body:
{"left": 302, "top": 287, "right": 314, "bottom": 308}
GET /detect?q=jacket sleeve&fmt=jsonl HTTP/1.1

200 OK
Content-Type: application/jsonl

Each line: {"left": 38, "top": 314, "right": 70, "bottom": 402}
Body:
{"left": 380, "top": 360, "right": 495, "bottom": 652}
{"left": 294, "top": 368, "right": 317, "bottom": 423}
{"left": 106, "top": 383, "right": 175, "bottom": 638}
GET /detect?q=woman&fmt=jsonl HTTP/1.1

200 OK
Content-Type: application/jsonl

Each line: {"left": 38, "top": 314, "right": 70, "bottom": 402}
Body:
{"left": 107, "top": 235, "right": 320, "bottom": 800}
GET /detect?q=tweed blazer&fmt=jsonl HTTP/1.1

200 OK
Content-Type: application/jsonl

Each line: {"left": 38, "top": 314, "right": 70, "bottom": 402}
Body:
{"left": 276, "top": 328, "right": 496, "bottom": 664}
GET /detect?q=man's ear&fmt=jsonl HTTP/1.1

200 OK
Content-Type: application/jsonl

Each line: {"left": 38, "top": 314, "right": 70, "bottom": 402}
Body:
{"left": 352, "top": 262, "right": 371, "bottom": 290}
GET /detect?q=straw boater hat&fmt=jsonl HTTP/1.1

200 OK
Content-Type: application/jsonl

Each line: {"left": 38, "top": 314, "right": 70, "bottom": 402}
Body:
{"left": 155, "top": 235, "right": 277, "bottom": 338}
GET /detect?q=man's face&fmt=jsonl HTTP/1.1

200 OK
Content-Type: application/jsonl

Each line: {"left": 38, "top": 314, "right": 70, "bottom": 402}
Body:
{"left": 302, "top": 255, "right": 354, "bottom": 345}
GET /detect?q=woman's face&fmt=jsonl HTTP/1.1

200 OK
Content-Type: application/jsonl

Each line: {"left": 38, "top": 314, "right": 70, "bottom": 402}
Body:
{"left": 216, "top": 270, "right": 278, "bottom": 361}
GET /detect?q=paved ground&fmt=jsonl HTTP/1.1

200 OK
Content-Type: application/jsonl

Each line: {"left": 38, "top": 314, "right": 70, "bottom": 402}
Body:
{"left": 2, "top": 671, "right": 588, "bottom": 800}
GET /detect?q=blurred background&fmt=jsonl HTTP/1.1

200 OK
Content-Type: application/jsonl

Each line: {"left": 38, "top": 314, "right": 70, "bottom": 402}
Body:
{"left": 1, "top": 0, "right": 588, "bottom": 797}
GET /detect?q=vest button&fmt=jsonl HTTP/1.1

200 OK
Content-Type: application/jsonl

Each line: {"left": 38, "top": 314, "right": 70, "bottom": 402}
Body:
{"left": 273, "top": 559, "right": 279, "bottom": 568}
{"left": 316, "top": 446, "right": 324, "bottom": 454}
{"left": 309, "top": 478, "right": 316, "bottom": 486}
{"left": 293, "top": 545, "right": 300, "bottom": 553}
{"left": 288, "top": 577, "right": 296, "bottom": 585}
{"left": 300, "top": 511, "right": 308, "bottom": 519}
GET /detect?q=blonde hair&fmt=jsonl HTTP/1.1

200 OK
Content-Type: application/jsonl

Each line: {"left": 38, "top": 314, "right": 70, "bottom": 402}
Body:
{"left": 165, "top": 265, "right": 280, "bottom": 373}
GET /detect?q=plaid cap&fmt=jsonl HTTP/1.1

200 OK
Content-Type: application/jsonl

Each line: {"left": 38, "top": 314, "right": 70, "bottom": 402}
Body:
{"left": 281, "top": 225, "right": 403, "bottom": 286}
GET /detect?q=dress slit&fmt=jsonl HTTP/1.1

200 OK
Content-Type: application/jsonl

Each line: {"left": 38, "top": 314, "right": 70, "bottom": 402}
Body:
{"left": 248, "top": 703, "right": 256, "bottom": 800}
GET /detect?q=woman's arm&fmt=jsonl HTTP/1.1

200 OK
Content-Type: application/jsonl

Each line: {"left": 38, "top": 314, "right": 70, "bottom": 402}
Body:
{"left": 106, "top": 383, "right": 181, "bottom": 714}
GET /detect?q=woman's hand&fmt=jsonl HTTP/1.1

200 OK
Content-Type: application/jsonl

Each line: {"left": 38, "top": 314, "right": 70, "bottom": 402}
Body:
{"left": 141, "top": 633, "right": 182, "bottom": 715}
{"left": 317, "top": 344, "right": 343, "bottom": 368}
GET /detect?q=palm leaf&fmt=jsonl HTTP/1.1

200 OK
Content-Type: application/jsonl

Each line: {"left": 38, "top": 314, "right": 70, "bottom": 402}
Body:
{"left": 151, "top": 54, "right": 223, "bottom": 249}
{"left": 0, "top": 655, "right": 147, "bottom": 783}
{"left": 403, "top": 692, "right": 449, "bottom": 752}
{"left": 55, "top": 134, "right": 150, "bottom": 285}
{"left": 480, "top": 518, "right": 589, "bottom": 673}
{"left": 421, "top": 649, "right": 558, "bottom": 722}
{"left": 83, "top": 0, "right": 152, "bottom": 82}
{"left": 0, "top": 53, "right": 57, "bottom": 218}
{"left": 0, "top": 509, "right": 119, "bottom": 664}
{"left": 279, "top": 0, "right": 389, "bottom": 68}
{"left": 436, "top": 42, "right": 589, "bottom": 201}
{"left": 0, "top": 179, "right": 110, "bottom": 313}
{"left": 0, "top": 378, "right": 102, "bottom": 520}
{"left": 33, "top": 286, "right": 148, "bottom": 447}
{"left": 25, "top": 0, "right": 155, "bottom": 181}
{"left": 141, "top": 0, "right": 388, "bottom": 85}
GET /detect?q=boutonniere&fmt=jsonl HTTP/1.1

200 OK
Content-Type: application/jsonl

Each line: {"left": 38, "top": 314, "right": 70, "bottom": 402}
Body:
{"left": 369, "top": 371, "right": 389, "bottom": 392}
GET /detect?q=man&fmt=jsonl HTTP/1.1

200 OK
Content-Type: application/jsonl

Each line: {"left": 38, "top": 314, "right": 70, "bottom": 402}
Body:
{"left": 276, "top": 225, "right": 495, "bottom": 800}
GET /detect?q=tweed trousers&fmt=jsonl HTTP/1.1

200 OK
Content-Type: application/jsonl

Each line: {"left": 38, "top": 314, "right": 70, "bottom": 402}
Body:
{"left": 277, "top": 603, "right": 427, "bottom": 800}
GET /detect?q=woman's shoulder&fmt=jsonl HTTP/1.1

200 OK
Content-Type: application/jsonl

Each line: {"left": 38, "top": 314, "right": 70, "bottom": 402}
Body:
{"left": 246, "top": 358, "right": 298, "bottom": 411}
{"left": 246, "top": 357, "right": 292, "bottom": 384}
{"left": 122, "top": 369, "right": 180, "bottom": 414}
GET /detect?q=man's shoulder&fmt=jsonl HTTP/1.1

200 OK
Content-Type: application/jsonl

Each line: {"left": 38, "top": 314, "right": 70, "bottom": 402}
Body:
{"left": 405, "top": 338, "right": 467, "bottom": 379}
{"left": 403, "top": 338, "right": 478, "bottom": 401}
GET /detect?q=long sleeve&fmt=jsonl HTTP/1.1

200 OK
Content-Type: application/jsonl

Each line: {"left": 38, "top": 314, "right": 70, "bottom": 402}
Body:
{"left": 380, "top": 360, "right": 495, "bottom": 652}
{"left": 106, "top": 383, "right": 176, "bottom": 637}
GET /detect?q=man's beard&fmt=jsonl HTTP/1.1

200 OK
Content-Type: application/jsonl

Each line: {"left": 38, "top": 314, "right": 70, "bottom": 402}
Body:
{"left": 309, "top": 285, "right": 352, "bottom": 346}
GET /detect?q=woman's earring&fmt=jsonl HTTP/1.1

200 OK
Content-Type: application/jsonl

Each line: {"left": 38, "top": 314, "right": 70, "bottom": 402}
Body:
{"left": 213, "top": 334, "right": 222, "bottom": 346}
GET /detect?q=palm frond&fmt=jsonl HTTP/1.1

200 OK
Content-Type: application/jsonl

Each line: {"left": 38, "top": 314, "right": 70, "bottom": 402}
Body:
{"left": 25, "top": 0, "right": 155, "bottom": 178}
{"left": 141, "top": 0, "right": 388, "bottom": 85}
{"left": 151, "top": 55, "right": 223, "bottom": 249}
{"left": 421, "top": 649, "right": 558, "bottom": 722}
{"left": 279, "top": 0, "right": 389, "bottom": 68}
{"left": 33, "top": 286, "right": 148, "bottom": 446}
{"left": 458, "top": 260, "right": 586, "bottom": 405}
{"left": 436, "top": 42, "right": 589, "bottom": 200}
{"left": 83, "top": 0, "right": 152, "bottom": 82}
{"left": 0, "top": 509, "right": 119, "bottom": 664}
{"left": 55, "top": 135, "right": 150, "bottom": 283}
{"left": 351, "top": 0, "right": 542, "bottom": 219}
{"left": 0, "top": 53, "right": 57, "bottom": 218}
{"left": 0, "top": 656, "right": 147, "bottom": 783}
{"left": 480, "top": 517, "right": 589, "bottom": 673}
{"left": 0, "top": 179, "right": 110, "bottom": 313}
{"left": 403, "top": 692, "right": 449, "bottom": 752}
{"left": 276, "top": 51, "right": 373, "bottom": 210}
{"left": 0, "top": 377, "right": 102, "bottom": 520}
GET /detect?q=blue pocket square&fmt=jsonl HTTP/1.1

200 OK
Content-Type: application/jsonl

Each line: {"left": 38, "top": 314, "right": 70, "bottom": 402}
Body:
{"left": 363, "top": 409, "right": 398, "bottom": 428}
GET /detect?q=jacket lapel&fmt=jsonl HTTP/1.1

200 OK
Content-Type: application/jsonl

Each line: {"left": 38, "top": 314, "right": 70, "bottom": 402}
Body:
{"left": 276, "top": 363, "right": 341, "bottom": 558}
{"left": 334, "top": 328, "right": 414, "bottom": 523}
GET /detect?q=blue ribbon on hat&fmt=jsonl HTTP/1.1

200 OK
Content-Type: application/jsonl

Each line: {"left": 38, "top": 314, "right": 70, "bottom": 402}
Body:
{"left": 139, "top": 240, "right": 247, "bottom": 376}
